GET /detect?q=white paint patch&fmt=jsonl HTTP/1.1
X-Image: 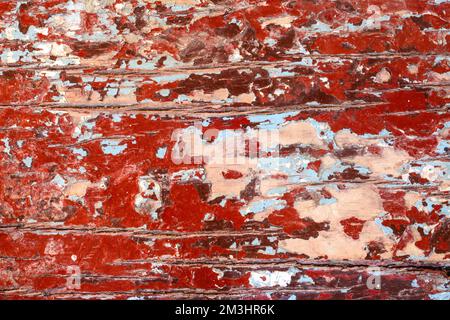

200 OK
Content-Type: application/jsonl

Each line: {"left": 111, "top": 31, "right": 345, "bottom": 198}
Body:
{"left": 249, "top": 268, "right": 297, "bottom": 288}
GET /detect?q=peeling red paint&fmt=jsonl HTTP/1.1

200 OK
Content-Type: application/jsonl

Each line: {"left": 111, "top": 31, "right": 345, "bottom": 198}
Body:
{"left": 0, "top": 0, "right": 448, "bottom": 300}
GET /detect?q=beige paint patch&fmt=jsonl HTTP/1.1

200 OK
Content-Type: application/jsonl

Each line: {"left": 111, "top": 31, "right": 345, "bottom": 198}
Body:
{"left": 84, "top": 0, "right": 115, "bottom": 13}
{"left": 296, "top": 184, "right": 384, "bottom": 222}
{"left": 205, "top": 159, "right": 256, "bottom": 199}
{"left": 261, "top": 16, "right": 296, "bottom": 28}
{"left": 278, "top": 121, "right": 323, "bottom": 147}
{"left": 404, "top": 191, "right": 421, "bottom": 208}
{"left": 280, "top": 220, "right": 393, "bottom": 260}
{"left": 351, "top": 147, "right": 412, "bottom": 176}
{"left": 282, "top": 184, "right": 394, "bottom": 259}
{"left": 334, "top": 129, "right": 382, "bottom": 148}
{"left": 64, "top": 180, "right": 93, "bottom": 197}
{"left": 395, "top": 227, "right": 426, "bottom": 258}
{"left": 234, "top": 92, "right": 256, "bottom": 104}
{"left": 191, "top": 88, "right": 230, "bottom": 102}
{"left": 439, "top": 180, "right": 450, "bottom": 192}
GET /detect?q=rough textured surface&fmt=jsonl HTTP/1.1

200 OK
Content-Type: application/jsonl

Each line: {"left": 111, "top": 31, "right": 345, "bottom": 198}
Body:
{"left": 0, "top": 0, "right": 449, "bottom": 300}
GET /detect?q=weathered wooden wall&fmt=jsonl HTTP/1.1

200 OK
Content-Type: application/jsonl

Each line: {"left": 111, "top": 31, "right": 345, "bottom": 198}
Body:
{"left": 0, "top": 0, "right": 449, "bottom": 300}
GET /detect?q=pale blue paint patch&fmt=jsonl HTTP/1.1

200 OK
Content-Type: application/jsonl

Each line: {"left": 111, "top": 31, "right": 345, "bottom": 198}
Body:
{"left": 405, "top": 254, "right": 428, "bottom": 261}
{"left": 375, "top": 215, "right": 395, "bottom": 237}
{"left": 170, "top": 4, "right": 192, "bottom": 11}
{"left": 264, "top": 38, "right": 277, "bottom": 47}
{"left": 415, "top": 198, "right": 438, "bottom": 213}
{"left": 319, "top": 160, "right": 352, "bottom": 180}
{"left": 177, "top": 94, "right": 191, "bottom": 103}
{"left": 429, "top": 292, "right": 450, "bottom": 300}
{"left": 0, "top": 49, "right": 32, "bottom": 64}
{"left": 72, "top": 147, "right": 87, "bottom": 158}
{"left": 106, "top": 87, "right": 118, "bottom": 96}
{"left": 23, "top": 157, "right": 33, "bottom": 168}
{"left": 112, "top": 114, "right": 122, "bottom": 123}
{"left": 356, "top": 166, "right": 371, "bottom": 175}
{"left": 319, "top": 197, "right": 337, "bottom": 205}
{"left": 414, "top": 197, "right": 450, "bottom": 218}
{"left": 298, "top": 168, "right": 321, "bottom": 183}
{"left": 342, "top": 15, "right": 390, "bottom": 32}
{"left": 119, "top": 86, "right": 136, "bottom": 96}
{"left": 1, "top": 138, "right": 11, "bottom": 156}
{"left": 219, "top": 198, "right": 227, "bottom": 207}
{"left": 156, "top": 147, "right": 167, "bottom": 159}
{"left": 308, "top": 118, "right": 335, "bottom": 144}
{"left": 274, "top": 88, "right": 285, "bottom": 95}
{"left": 292, "top": 57, "right": 313, "bottom": 66}
{"left": 298, "top": 275, "right": 315, "bottom": 285}
{"left": 259, "top": 247, "right": 276, "bottom": 255}
{"left": 173, "top": 169, "right": 205, "bottom": 182}
{"left": 308, "top": 21, "right": 332, "bottom": 32}
{"left": 128, "top": 59, "right": 155, "bottom": 70}
{"left": 257, "top": 154, "right": 320, "bottom": 184}
{"left": 266, "top": 67, "right": 295, "bottom": 78}
{"left": 74, "top": 120, "right": 99, "bottom": 142}
{"left": 277, "top": 247, "right": 287, "bottom": 254}
{"left": 266, "top": 186, "right": 288, "bottom": 196}
{"left": 436, "top": 140, "right": 449, "bottom": 155}
{"left": 159, "top": 89, "right": 170, "bottom": 97}
{"left": 4, "top": 24, "right": 40, "bottom": 41}
{"left": 240, "top": 199, "right": 286, "bottom": 216}
{"left": 163, "top": 56, "right": 182, "bottom": 68}
{"left": 152, "top": 73, "right": 189, "bottom": 83}
{"left": 101, "top": 140, "right": 127, "bottom": 155}
{"left": 51, "top": 174, "right": 66, "bottom": 188}
{"left": 116, "top": 82, "right": 136, "bottom": 96}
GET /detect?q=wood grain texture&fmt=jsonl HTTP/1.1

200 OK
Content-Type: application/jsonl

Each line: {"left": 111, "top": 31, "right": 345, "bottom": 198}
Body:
{"left": 0, "top": 0, "right": 449, "bottom": 300}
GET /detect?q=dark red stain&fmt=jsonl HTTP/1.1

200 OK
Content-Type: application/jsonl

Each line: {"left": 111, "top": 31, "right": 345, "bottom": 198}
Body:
{"left": 17, "top": 3, "right": 44, "bottom": 34}
{"left": 222, "top": 170, "right": 244, "bottom": 179}
{"left": 340, "top": 217, "right": 365, "bottom": 240}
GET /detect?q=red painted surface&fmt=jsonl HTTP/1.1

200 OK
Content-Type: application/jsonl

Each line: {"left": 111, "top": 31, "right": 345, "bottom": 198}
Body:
{"left": 0, "top": 0, "right": 448, "bottom": 300}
